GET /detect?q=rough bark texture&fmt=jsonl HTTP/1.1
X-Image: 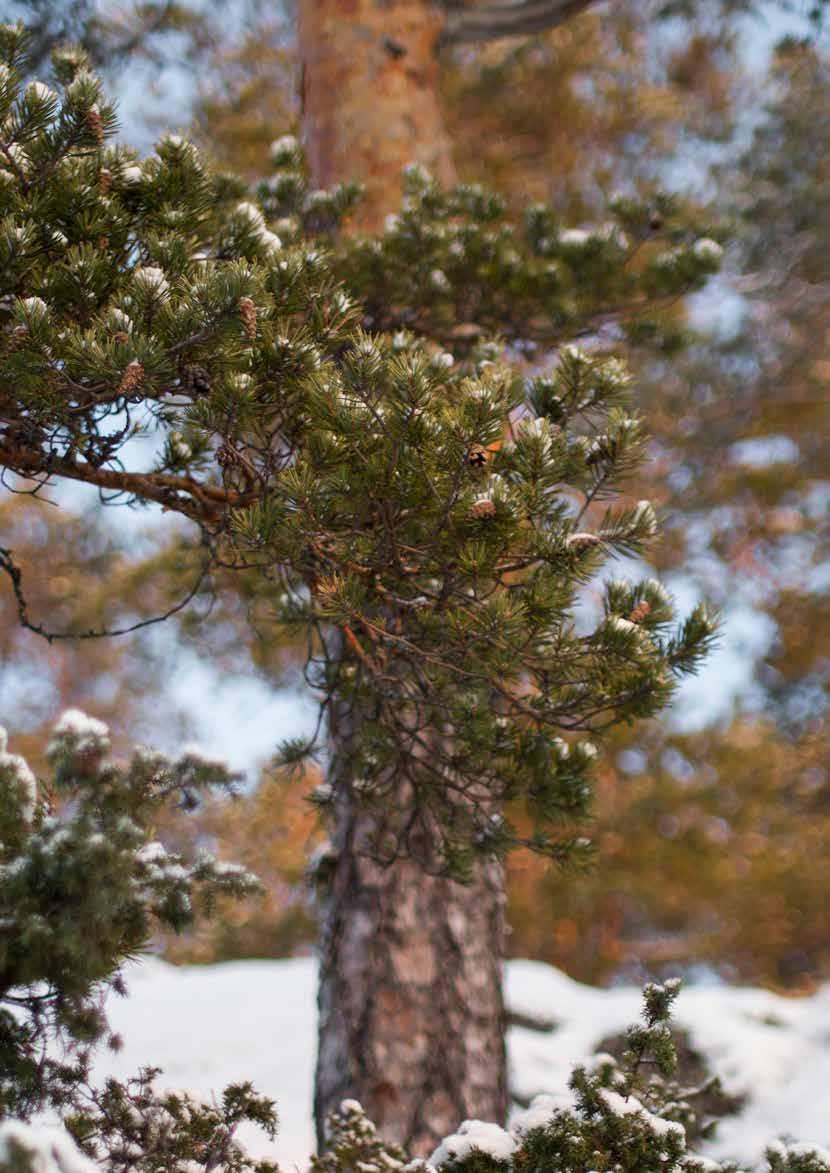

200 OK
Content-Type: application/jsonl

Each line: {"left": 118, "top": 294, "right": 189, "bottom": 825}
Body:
{"left": 314, "top": 694, "right": 508, "bottom": 1156}
{"left": 298, "top": 0, "right": 456, "bottom": 231}
{"left": 302, "top": 2, "right": 506, "bottom": 1153}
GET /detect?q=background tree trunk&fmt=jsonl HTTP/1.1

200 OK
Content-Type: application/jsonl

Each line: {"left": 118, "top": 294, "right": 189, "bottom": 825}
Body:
{"left": 314, "top": 693, "right": 508, "bottom": 1156}
{"left": 298, "top": 0, "right": 456, "bottom": 232}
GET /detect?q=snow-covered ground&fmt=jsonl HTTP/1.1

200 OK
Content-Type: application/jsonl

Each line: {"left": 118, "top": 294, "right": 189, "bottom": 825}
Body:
{"left": 92, "top": 956, "right": 830, "bottom": 1169}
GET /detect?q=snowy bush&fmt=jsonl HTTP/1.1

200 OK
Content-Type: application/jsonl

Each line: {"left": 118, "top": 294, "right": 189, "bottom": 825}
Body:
{"left": 0, "top": 713, "right": 278, "bottom": 1170}
{"left": 312, "top": 983, "right": 830, "bottom": 1173}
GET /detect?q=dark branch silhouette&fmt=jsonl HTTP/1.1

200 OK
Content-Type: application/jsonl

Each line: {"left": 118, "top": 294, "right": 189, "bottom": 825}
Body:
{"left": 441, "top": 0, "right": 601, "bottom": 46}
{"left": 0, "top": 542, "right": 214, "bottom": 643}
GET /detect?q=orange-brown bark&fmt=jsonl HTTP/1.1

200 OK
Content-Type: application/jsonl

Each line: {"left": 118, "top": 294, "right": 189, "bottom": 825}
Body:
{"left": 315, "top": 686, "right": 508, "bottom": 1155}
{"left": 298, "top": 0, "right": 456, "bottom": 231}
{"left": 299, "top": 2, "right": 508, "bottom": 1152}
{"left": 0, "top": 440, "right": 250, "bottom": 524}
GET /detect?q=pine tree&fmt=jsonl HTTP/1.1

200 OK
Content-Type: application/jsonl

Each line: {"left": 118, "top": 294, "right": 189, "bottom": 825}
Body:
{"left": 0, "top": 24, "right": 724, "bottom": 1151}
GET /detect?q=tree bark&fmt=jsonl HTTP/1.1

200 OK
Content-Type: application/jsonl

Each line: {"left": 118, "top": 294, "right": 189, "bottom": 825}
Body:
{"left": 297, "top": 0, "right": 456, "bottom": 232}
{"left": 314, "top": 691, "right": 508, "bottom": 1156}
{"left": 300, "top": 2, "right": 507, "bottom": 1154}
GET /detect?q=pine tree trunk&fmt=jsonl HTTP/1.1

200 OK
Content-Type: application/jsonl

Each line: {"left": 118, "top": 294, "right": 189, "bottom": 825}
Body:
{"left": 300, "top": 3, "right": 506, "bottom": 1154}
{"left": 297, "top": 0, "right": 456, "bottom": 232}
{"left": 314, "top": 691, "right": 508, "bottom": 1156}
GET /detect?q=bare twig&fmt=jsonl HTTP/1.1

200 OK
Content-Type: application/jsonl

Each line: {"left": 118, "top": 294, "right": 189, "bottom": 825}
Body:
{"left": 0, "top": 542, "right": 214, "bottom": 644}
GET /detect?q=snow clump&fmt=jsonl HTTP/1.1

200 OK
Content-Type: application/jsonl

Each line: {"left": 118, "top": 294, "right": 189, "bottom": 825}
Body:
{"left": 0, "top": 1120, "right": 98, "bottom": 1172}
{"left": 429, "top": 1120, "right": 517, "bottom": 1168}
{"left": 0, "top": 726, "right": 37, "bottom": 821}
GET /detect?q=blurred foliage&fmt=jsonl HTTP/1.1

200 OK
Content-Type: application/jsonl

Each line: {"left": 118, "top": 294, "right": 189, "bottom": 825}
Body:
{"left": 0, "top": 494, "right": 190, "bottom": 769}
{"left": 180, "top": 9, "right": 830, "bottom": 986}
{"left": 155, "top": 718, "right": 830, "bottom": 992}
{"left": 157, "top": 763, "right": 322, "bottom": 963}
{"left": 441, "top": 6, "right": 738, "bottom": 213}
{"left": 507, "top": 37, "right": 830, "bottom": 989}
{"left": 193, "top": 21, "right": 296, "bottom": 180}
{"left": 0, "top": 0, "right": 223, "bottom": 77}
{"left": 639, "top": 39, "right": 829, "bottom": 729}
{"left": 508, "top": 722, "right": 830, "bottom": 989}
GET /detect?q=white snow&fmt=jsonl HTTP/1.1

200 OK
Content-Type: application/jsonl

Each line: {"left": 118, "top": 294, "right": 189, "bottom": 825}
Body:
{"left": 49, "top": 709, "right": 110, "bottom": 759}
{"left": 429, "top": 1120, "right": 517, "bottom": 1167}
{"left": 558, "top": 228, "right": 590, "bottom": 247}
{"left": 632, "top": 498, "right": 658, "bottom": 536}
{"left": 693, "top": 238, "right": 724, "bottom": 264}
{"left": 234, "top": 202, "right": 281, "bottom": 254}
{"left": 0, "top": 727, "right": 37, "bottom": 820}
{"left": 80, "top": 955, "right": 830, "bottom": 1170}
{"left": 0, "top": 1119, "right": 98, "bottom": 1172}
{"left": 135, "top": 840, "right": 168, "bottom": 864}
{"left": 27, "top": 81, "right": 59, "bottom": 104}
{"left": 179, "top": 742, "right": 231, "bottom": 771}
{"left": 270, "top": 134, "right": 299, "bottom": 161}
{"left": 236, "top": 201, "right": 266, "bottom": 229}
{"left": 132, "top": 266, "right": 170, "bottom": 297}
{"left": 598, "top": 1088, "right": 685, "bottom": 1142}
{"left": 53, "top": 710, "right": 109, "bottom": 740}
{"left": 506, "top": 960, "right": 830, "bottom": 1168}
{"left": 20, "top": 296, "right": 48, "bottom": 316}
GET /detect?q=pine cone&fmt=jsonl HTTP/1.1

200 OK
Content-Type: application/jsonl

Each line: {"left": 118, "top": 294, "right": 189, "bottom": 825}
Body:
{"left": 117, "top": 359, "right": 144, "bottom": 397}
{"left": 467, "top": 443, "right": 490, "bottom": 469}
{"left": 86, "top": 106, "right": 104, "bottom": 143}
{"left": 183, "top": 364, "right": 212, "bottom": 396}
{"left": 98, "top": 168, "right": 112, "bottom": 194}
{"left": 470, "top": 497, "right": 496, "bottom": 519}
{"left": 216, "top": 441, "right": 240, "bottom": 468}
{"left": 628, "top": 600, "right": 651, "bottom": 624}
{"left": 238, "top": 296, "right": 257, "bottom": 341}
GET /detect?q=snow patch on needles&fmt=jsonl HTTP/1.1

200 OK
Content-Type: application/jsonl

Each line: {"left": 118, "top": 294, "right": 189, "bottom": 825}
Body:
{"left": 0, "top": 726, "right": 37, "bottom": 821}
{"left": 0, "top": 1119, "right": 98, "bottom": 1172}
{"left": 235, "top": 201, "right": 282, "bottom": 254}
{"left": 768, "top": 1140, "right": 830, "bottom": 1164}
{"left": 48, "top": 709, "right": 110, "bottom": 760}
{"left": 53, "top": 709, "right": 109, "bottom": 741}
{"left": 132, "top": 266, "right": 169, "bottom": 297}
{"left": 180, "top": 743, "right": 232, "bottom": 771}
{"left": 599, "top": 1089, "right": 686, "bottom": 1142}
{"left": 693, "top": 238, "right": 724, "bottom": 264}
{"left": 429, "top": 1120, "right": 517, "bottom": 1167}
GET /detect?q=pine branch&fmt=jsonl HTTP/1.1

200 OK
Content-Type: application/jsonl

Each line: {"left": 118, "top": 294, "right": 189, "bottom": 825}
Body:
{"left": 0, "top": 439, "right": 256, "bottom": 524}
{"left": 440, "top": 0, "right": 601, "bottom": 46}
